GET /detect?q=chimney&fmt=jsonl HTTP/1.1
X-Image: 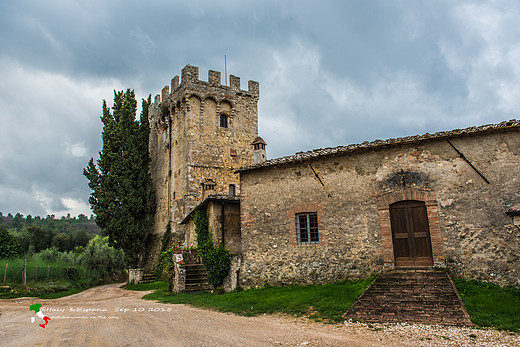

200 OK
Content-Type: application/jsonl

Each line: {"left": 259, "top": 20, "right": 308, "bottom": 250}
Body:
{"left": 252, "top": 137, "right": 267, "bottom": 165}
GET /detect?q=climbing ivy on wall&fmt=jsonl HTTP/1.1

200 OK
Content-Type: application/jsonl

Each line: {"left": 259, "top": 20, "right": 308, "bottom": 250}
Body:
{"left": 194, "top": 208, "right": 231, "bottom": 287}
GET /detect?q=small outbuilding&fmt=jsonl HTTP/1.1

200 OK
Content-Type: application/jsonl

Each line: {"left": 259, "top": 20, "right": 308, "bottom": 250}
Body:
{"left": 236, "top": 120, "right": 520, "bottom": 289}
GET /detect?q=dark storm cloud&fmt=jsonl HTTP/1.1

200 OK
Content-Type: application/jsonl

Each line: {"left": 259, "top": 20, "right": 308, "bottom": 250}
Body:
{"left": 1, "top": 0, "right": 519, "bottom": 217}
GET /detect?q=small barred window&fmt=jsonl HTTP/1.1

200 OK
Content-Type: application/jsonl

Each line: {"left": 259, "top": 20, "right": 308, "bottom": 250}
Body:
{"left": 220, "top": 114, "right": 228, "bottom": 128}
{"left": 296, "top": 212, "right": 319, "bottom": 244}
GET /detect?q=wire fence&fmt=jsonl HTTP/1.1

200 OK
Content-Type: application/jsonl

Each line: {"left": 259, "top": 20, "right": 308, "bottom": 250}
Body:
{"left": 2, "top": 260, "right": 102, "bottom": 286}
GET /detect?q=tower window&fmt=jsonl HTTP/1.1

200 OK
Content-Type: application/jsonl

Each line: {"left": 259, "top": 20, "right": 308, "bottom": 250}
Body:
{"left": 229, "top": 184, "right": 236, "bottom": 196}
{"left": 220, "top": 114, "right": 228, "bottom": 128}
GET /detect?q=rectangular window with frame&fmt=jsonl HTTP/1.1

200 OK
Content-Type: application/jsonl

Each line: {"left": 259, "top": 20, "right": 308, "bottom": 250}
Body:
{"left": 296, "top": 212, "right": 319, "bottom": 244}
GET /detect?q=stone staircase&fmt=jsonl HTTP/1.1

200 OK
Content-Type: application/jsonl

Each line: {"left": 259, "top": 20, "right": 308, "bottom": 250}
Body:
{"left": 344, "top": 269, "right": 472, "bottom": 326}
{"left": 184, "top": 263, "right": 212, "bottom": 292}
{"left": 140, "top": 273, "right": 157, "bottom": 283}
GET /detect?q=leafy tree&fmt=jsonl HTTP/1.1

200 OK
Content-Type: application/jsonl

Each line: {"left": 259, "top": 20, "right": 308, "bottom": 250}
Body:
{"left": 0, "top": 227, "right": 22, "bottom": 259}
{"left": 11, "top": 227, "right": 31, "bottom": 253}
{"left": 12, "top": 213, "right": 24, "bottom": 230}
{"left": 78, "top": 235, "right": 125, "bottom": 277}
{"left": 84, "top": 91, "right": 155, "bottom": 267}
{"left": 71, "top": 229, "right": 90, "bottom": 249}
{"left": 52, "top": 232, "right": 71, "bottom": 251}
{"left": 27, "top": 226, "right": 56, "bottom": 252}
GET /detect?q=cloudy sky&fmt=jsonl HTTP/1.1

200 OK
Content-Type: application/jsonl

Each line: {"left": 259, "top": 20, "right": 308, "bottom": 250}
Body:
{"left": 1, "top": 0, "right": 519, "bottom": 218}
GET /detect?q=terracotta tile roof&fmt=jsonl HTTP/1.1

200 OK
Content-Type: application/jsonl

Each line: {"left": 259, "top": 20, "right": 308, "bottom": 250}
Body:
{"left": 252, "top": 136, "right": 266, "bottom": 145}
{"left": 237, "top": 119, "right": 520, "bottom": 173}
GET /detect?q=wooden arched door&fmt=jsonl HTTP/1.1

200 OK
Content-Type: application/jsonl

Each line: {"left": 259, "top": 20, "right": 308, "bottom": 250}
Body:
{"left": 390, "top": 200, "right": 433, "bottom": 267}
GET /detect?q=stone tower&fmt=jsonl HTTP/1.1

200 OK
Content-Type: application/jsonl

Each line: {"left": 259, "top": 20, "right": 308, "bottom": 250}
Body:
{"left": 146, "top": 65, "right": 259, "bottom": 264}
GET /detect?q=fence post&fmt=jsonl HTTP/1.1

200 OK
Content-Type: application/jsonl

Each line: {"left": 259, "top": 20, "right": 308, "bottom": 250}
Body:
{"left": 3, "top": 263, "right": 7, "bottom": 284}
{"left": 35, "top": 264, "right": 39, "bottom": 282}
{"left": 23, "top": 259, "right": 27, "bottom": 288}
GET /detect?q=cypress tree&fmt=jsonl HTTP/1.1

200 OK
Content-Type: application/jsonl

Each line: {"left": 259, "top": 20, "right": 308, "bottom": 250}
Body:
{"left": 84, "top": 90, "right": 155, "bottom": 267}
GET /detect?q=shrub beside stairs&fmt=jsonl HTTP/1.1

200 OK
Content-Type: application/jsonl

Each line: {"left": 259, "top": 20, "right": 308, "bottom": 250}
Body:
{"left": 344, "top": 268, "right": 472, "bottom": 326}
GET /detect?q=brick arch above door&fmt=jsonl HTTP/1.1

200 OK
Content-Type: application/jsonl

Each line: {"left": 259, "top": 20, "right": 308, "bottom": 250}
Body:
{"left": 376, "top": 189, "right": 444, "bottom": 268}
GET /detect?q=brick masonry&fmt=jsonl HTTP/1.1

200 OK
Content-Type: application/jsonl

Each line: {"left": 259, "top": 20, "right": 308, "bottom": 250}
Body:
{"left": 344, "top": 269, "right": 472, "bottom": 326}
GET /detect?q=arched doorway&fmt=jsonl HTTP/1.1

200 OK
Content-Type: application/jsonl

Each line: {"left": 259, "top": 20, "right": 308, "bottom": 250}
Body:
{"left": 390, "top": 200, "right": 434, "bottom": 267}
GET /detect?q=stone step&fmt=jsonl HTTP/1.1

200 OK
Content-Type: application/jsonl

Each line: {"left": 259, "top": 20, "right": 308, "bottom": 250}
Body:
{"left": 186, "top": 276, "right": 209, "bottom": 284}
{"left": 139, "top": 273, "right": 157, "bottom": 283}
{"left": 343, "top": 269, "right": 472, "bottom": 326}
{"left": 174, "top": 253, "right": 212, "bottom": 292}
{"left": 185, "top": 283, "right": 212, "bottom": 292}
{"left": 184, "top": 262, "right": 210, "bottom": 291}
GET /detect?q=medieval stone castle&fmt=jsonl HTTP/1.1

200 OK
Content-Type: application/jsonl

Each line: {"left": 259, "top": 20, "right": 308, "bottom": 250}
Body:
{"left": 145, "top": 64, "right": 520, "bottom": 291}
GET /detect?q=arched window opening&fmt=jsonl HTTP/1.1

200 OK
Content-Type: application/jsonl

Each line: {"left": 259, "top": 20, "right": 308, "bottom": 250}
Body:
{"left": 220, "top": 114, "right": 228, "bottom": 128}
{"left": 229, "top": 184, "right": 236, "bottom": 196}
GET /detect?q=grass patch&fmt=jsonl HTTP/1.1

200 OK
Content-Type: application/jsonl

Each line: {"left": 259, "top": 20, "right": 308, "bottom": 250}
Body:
{"left": 136, "top": 275, "right": 376, "bottom": 323}
{"left": 0, "top": 283, "right": 91, "bottom": 299}
{"left": 124, "top": 281, "right": 168, "bottom": 291}
{"left": 453, "top": 278, "right": 520, "bottom": 332}
{"left": 0, "top": 277, "right": 104, "bottom": 299}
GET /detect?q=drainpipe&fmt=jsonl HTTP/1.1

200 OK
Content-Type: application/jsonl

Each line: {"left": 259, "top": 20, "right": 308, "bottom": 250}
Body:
{"left": 221, "top": 201, "right": 225, "bottom": 246}
{"left": 167, "top": 113, "right": 172, "bottom": 224}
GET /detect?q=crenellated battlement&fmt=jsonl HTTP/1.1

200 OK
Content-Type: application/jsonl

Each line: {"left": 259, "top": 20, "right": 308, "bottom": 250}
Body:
{"left": 152, "top": 64, "right": 259, "bottom": 107}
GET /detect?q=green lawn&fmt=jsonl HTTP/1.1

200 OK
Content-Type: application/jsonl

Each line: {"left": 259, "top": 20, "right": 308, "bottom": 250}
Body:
{"left": 132, "top": 276, "right": 376, "bottom": 323}
{"left": 453, "top": 279, "right": 520, "bottom": 332}
{"left": 124, "top": 281, "right": 169, "bottom": 291}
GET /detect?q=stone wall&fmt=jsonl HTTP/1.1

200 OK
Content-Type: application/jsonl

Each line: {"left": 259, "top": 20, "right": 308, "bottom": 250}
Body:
{"left": 239, "top": 128, "right": 520, "bottom": 288}
{"left": 128, "top": 268, "right": 144, "bottom": 284}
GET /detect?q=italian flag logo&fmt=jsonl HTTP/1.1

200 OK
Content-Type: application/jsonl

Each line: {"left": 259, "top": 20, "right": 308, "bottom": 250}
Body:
{"left": 29, "top": 303, "right": 51, "bottom": 328}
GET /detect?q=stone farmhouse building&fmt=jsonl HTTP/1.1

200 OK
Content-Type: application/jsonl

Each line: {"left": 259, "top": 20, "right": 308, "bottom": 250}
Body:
{"left": 146, "top": 65, "right": 520, "bottom": 290}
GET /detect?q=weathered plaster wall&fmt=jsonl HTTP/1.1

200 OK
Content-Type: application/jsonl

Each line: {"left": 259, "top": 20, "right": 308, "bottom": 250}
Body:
{"left": 208, "top": 202, "right": 241, "bottom": 254}
{"left": 183, "top": 201, "right": 241, "bottom": 254}
{"left": 239, "top": 129, "right": 520, "bottom": 288}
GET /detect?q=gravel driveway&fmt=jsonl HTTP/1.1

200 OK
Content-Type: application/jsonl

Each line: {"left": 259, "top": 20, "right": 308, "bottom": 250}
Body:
{"left": 1, "top": 283, "right": 518, "bottom": 346}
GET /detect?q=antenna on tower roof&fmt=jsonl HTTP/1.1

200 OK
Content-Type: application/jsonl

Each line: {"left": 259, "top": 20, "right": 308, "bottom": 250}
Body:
{"left": 225, "top": 55, "right": 227, "bottom": 86}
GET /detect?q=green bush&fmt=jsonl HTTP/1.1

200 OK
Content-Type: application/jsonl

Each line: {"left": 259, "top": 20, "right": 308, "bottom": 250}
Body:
{"left": 37, "top": 246, "right": 61, "bottom": 263}
{"left": 203, "top": 245, "right": 231, "bottom": 287}
{"left": 63, "top": 267, "right": 81, "bottom": 281}
{"left": 78, "top": 235, "right": 125, "bottom": 278}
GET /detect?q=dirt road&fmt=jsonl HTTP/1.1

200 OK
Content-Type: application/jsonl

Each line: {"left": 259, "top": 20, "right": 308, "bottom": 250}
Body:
{"left": 1, "top": 283, "right": 518, "bottom": 346}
